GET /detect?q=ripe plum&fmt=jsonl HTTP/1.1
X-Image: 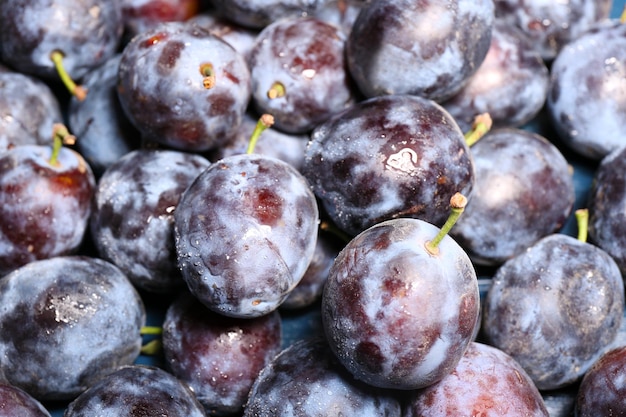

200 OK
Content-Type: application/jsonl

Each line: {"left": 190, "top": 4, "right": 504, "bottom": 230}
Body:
{"left": 247, "top": 16, "right": 357, "bottom": 134}
{"left": 174, "top": 153, "right": 319, "bottom": 318}
{"left": 0, "top": 256, "right": 146, "bottom": 401}
{"left": 404, "top": 342, "right": 549, "bottom": 417}
{"left": 117, "top": 21, "right": 251, "bottom": 152}
{"left": 214, "top": 0, "right": 331, "bottom": 29}
{"left": 63, "top": 365, "right": 206, "bottom": 417}
{"left": 0, "top": 381, "right": 51, "bottom": 417}
{"left": 322, "top": 215, "right": 480, "bottom": 390}
{"left": 302, "top": 94, "right": 474, "bottom": 237}
{"left": 90, "top": 149, "right": 211, "bottom": 293}
{"left": 121, "top": 0, "right": 203, "bottom": 39}
{"left": 346, "top": 0, "right": 494, "bottom": 102}
{"left": 243, "top": 337, "right": 403, "bottom": 417}
{"left": 482, "top": 233, "right": 625, "bottom": 390}
{"left": 162, "top": 291, "right": 282, "bottom": 416}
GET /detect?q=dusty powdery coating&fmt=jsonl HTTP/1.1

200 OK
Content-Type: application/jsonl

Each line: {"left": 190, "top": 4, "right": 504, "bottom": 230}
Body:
{"left": 247, "top": 16, "right": 356, "bottom": 134}
{"left": 588, "top": 146, "right": 626, "bottom": 276}
{"left": 575, "top": 346, "right": 626, "bottom": 416}
{"left": 346, "top": 0, "right": 494, "bottom": 102}
{"left": 547, "top": 19, "right": 626, "bottom": 161}
{"left": 68, "top": 54, "right": 141, "bottom": 176}
{"left": 0, "top": 256, "right": 146, "bottom": 401}
{"left": 0, "top": 381, "right": 52, "bottom": 417}
{"left": 162, "top": 291, "right": 282, "bottom": 416}
{"left": 494, "top": 0, "right": 612, "bottom": 61}
{"left": 174, "top": 153, "right": 319, "bottom": 318}
{"left": 450, "top": 128, "right": 575, "bottom": 266}
{"left": 0, "top": 0, "right": 123, "bottom": 80}
{"left": 117, "top": 21, "right": 251, "bottom": 152}
{"left": 482, "top": 234, "right": 625, "bottom": 391}
{"left": 243, "top": 337, "right": 403, "bottom": 417}
{"left": 0, "top": 145, "right": 96, "bottom": 277}
{"left": 302, "top": 94, "right": 474, "bottom": 237}
{"left": 0, "top": 72, "right": 63, "bottom": 152}
{"left": 404, "top": 342, "right": 549, "bottom": 417}
{"left": 322, "top": 218, "right": 480, "bottom": 390}
{"left": 90, "top": 149, "right": 211, "bottom": 293}
{"left": 215, "top": 0, "right": 331, "bottom": 29}
{"left": 442, "top": 21, "right": 549, "bottom": 132}
{"left": 64, "top": 365, "right": 206, "bottom": 417}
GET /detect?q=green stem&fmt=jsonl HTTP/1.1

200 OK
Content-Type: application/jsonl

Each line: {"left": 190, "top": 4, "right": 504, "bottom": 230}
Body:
{"left": 50, "top": 124, "right": 76, "bottom": 166}
{"left": 140, "top": 326, "right": 163, "bottom": 336}
{"left": 575, "top": 208, "right": 589, "bottom": 243}
{"left": 246, "top": 114, "right": 275, "bottom": 154}
{"left": 267, "top": 81, "right": 286, "bottom": 99}
{"left": 140, "top": 339, "right": 162, "bottom": 356}
{"left": 425, "top": 193, "right": 468, "bottom": 256}
{"left": 50, "top": 50, "right": 87, "bottom": 101}
{"left": 464, "top": 113, "right": 492, "bottom": 147}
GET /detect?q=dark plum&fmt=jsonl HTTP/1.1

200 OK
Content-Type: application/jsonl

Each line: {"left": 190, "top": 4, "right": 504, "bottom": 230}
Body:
{"left": 450, "top": 128, "right": 575, "bottom": 266}
{"left": 68, "top": 55, "right": 141, "bottom": 176}
{"left": 63, "top": 365, "right": 206, "bottom": 417}
{"left": 322, "top": 211, "right": 480, "bottom": 390}
{"left": 442, "top": 21, "right": 549, "bottom": 132}
{"left": 494, "top": 0, "right": 612, "bottom": 61}
{"left": 243, "top": 337, "right": 403, "bottom": 417}
{"left": 482, "top": 233, "right": 625, "bottom": 390}
{"left": 121, "top": 0, "right": 204, "bottom": 39}
{"left": 0, "top": 130, "right": 96, "bottom": 277}
{"left": 404, "top": 342, "right": 548, "bottom": 417}
{"left": 213, "top": 0, "right": 331, "bottom": 30}
{"left": 209, "top": 112, "right": 308, "bottom": 171}
{"left": 162, "top": 291, "right": 282, "bottom": 416}
{"left": 302, "top": 94, "right": 474, "bottom": 237}
{"left": 0, "top": 381, "right": 51, "bottom": 417}
{"left": 174, "top": 153, "right": 319, "bottom": 318}
{"left": 186, "top": 13, "right": 259, "bottom": 59}
{"left": 346, "top": 0, "right": 494, "bottom": 102}
{"left": 588, "top": 145, "right": 626, "bottom": 275}
{"left": 0, "top": 71, "right": 63, "bottom": 151}
{"left": 547, "top": 19, "right": 626, "bottom": 161}
{"left": 0, "top": 0, "right": 123, "bottom": 88}
{"left": 0, "top": 256, "right": 146, "bottom": 401}
{"left": 117, "top": 21, "right": 251, "bottom": 152}
{"left": 280, "top": 229, "right": 342, "bottom": 310}
{"left": 90, "top": 149, "right": 211, "bottom": 293}
{"left": 575, "top": 345, "right": 626, "bottom": 416}
{"left": 247, "top": 16, "right": 357, "bottom": 134}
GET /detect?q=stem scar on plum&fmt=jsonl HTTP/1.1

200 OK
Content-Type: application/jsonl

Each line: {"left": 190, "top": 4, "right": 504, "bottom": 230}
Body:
{"left": 425, "top": 192, "right": 467, "bottom": 256}
{"left": 50, "top": 50, "right": 88, "bottom": 101}
{"left": 267, "top": 81, "right": 286, "bottom": 99}
{"left": 200, "top": 62, "right": 216, "bottom": 89}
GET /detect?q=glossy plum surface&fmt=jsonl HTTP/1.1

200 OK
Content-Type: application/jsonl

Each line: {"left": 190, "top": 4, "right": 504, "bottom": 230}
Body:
{"left": 0, "top": 382, "right": 52, "bottom": 417}
{"left": 0, "top": 256, "right": 146, "bottom": 401}
{"left": 404, "top": 342, "right": 549, "bottom": 417}
{"left": 346, "top": 0, "right": 494, "bottom": 102}
{"left": 117, "top": 21, "right": 251, "bottom": 151}
{"left": 302, "top": 94, "right": 474, "bottom": 237}
{"left": 482, "top": 234, "right": 625, "bottom": 390}
{"left": 322, "top": 217, "right": 480, "bottom": 390}
{"left": 0, "top": 144, "right": 95, "bottom": 276}
{"left": 162, "top": 291, "right": 282, "bottom": 416}
{"left": 442, "top": 21, "right": 549, "bottom": 132}
{"left": 247, "top": 16, "right": 357, "bottom": 134}
{"left": 63, "top": 365, "right": 206, "bottom": 417}
{"left": 0, "top": 71, "right": 63, "bottom": 152}
{"left": 0, "top": 0, "right": 123, "bottom": 81}
{"left": 451, "top": 128, "right": 575, "bottom": 266}
{"left": 174, "top": 153, "right": 319, "bottom": 318}
{"left": 243, "top": 337, "right": 403, "bottom": 417}
{"left": 90, "top": 149, "right": 211, "bottom": 293}
{"left": 547, "top": 19, "right": 626, "bottom": 161}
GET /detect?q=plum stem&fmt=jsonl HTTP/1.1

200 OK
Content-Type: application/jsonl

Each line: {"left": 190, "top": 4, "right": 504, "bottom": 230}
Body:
{"left": 464, "top": 113, "right": 492, "bottom": 147}
{"left": 200, "top": 63, "right": 216, "bottom": 89}
{"left": 140, "top": 339, "right": 162, "bottom": 356}
{"left": 140, "top": 326, "right": 163, "bottom": 335}
{"left": 267, "top": 81, "right": 286, "bottom": 99}
{"left": 425, "top": 193, "right": 467, "bottom": 256}
{"left": 50, "top": 123, "right": 76, "bottom": 166}
{"left": 246, "top": 114, "right": 275, "bottom": 154}
{"left": 621, "top": 5, "right": 626, "bottom": 23}
{"left": 50, "top": 50, "right": 87, "bottom": 101}
{"left": 320, "top": 220, "right": 352, "bottom": 243}
{"left": 575, "top": 208, "right": 589, "bottom": 243}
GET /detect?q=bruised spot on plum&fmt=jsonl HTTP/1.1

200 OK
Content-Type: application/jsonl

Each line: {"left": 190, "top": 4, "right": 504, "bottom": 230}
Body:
{"left": 140, "top": 32, "right": 169, "bottom": 48}
{"left": 157, "top": 41, "right": 185, "bottom": 75}
{"left": 244, "top": 187, "right": 283, "bottom": 225}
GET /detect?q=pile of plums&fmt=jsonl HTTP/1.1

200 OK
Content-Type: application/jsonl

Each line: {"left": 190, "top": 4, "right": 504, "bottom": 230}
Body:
{"left": 0, "top": 0, "right": 625, "bottom": 416}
